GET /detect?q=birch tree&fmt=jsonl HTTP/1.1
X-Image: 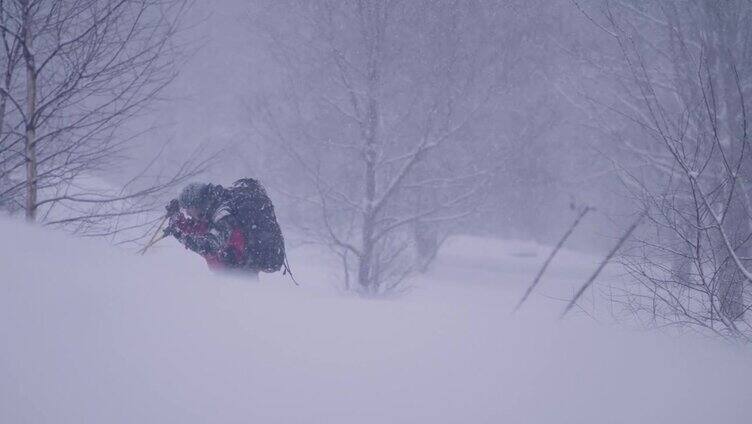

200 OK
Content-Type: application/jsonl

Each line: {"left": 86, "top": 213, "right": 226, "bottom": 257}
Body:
{"left": 0, "top": 0, "right": 204, "bottom": 237}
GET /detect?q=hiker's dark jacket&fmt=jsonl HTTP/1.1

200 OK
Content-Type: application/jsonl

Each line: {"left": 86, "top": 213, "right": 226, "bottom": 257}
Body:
{"left": 166, "top": 181, "right": 285, "bottom": 273}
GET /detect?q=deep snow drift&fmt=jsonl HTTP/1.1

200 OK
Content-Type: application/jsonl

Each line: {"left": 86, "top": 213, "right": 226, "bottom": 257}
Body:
{"left": 1, "top": 219, "right": 750, "bottom": 423}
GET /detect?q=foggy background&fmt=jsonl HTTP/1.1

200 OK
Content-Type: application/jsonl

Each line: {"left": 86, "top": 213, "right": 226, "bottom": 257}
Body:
{"left": 2, "top": 1, "right": 752, "bottom": 422}
{"left": 149, "top": 0, "right": 630, "bottom": 248}
{"left": 1, "top": 0, "right": 751, "bottom": 337}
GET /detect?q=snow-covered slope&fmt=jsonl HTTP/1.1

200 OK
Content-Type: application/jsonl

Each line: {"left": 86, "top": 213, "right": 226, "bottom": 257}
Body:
{"left": 1, "top": 219, "right": 750, "bottom": 423}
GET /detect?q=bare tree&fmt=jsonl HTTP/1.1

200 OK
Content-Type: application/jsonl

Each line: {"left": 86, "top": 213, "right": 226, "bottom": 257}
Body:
{"left": 247, "top": 0, "right": 534, "bottom": 294}
{"left": 576, "top": 1, "right": 752, "bottom": 339}
{"left": 0, "top": 0, "right": 206, "bottom": 239}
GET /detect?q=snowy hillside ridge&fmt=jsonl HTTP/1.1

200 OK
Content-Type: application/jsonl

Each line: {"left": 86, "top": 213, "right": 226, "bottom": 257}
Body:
{"left": 2, "top": 219, "right": 751, "bottom": 424}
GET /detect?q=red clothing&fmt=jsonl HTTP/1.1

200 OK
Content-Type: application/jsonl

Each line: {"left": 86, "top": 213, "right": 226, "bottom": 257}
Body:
{"left": 171, "top": 215, "right": 247, "bottom": 270}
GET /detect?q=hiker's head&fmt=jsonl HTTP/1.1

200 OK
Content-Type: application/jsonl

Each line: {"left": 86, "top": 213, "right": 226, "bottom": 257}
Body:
{"left": 178, "top": 183, "right": 212, "bottom": 220}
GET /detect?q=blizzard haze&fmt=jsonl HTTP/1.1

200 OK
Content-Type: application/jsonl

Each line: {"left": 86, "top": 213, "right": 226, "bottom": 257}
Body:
{"left": 2, "top": 0, "right": 752, "bottom": 422}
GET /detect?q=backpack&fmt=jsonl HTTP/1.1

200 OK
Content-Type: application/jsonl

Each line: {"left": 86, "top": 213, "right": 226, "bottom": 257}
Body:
{"left": 227, "top": 178, "right": 286, "bottom": 273}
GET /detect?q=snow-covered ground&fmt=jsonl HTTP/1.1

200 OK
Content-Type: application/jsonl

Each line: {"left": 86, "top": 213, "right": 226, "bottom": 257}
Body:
{"left": 1, "top": 219, "right": 750, "bottom": 423}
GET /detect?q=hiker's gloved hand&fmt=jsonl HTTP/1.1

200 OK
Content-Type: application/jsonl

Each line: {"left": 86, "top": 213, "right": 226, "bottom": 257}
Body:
{"left": 163, "top": 224, "right": 176, "bottom": 238}
{"left": 182, "top": 234, "right": 213, "bottom": 255}
{"left": 165, "top": 199, "right": 180, "bottom": 217}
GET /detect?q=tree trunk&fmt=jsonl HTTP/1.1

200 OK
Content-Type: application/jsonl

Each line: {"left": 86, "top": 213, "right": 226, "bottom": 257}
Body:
{"left": 357, "top": 95, "right": 379, "bottom": 293}
{"left": 706, "top": 2, "right": 748, "bottom": 321}
{"left": 22, "top": 11, "right": 36, "bottom": 222}
{"left": 356, "top": 4, "right": 383, "bottom": 293}
{"left": 718, "top": 183, "right": 748, "bottom": 321}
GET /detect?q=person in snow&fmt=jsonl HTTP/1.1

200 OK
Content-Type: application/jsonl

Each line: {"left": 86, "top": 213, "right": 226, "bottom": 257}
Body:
{"left": 163, "top": 179, "right": 287, "bottom": 278}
